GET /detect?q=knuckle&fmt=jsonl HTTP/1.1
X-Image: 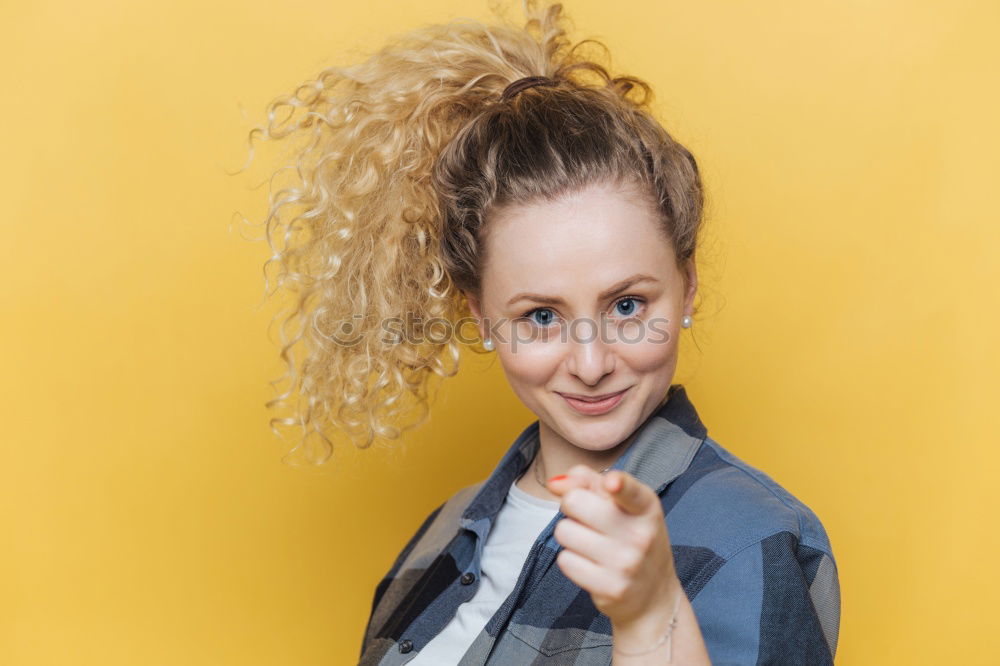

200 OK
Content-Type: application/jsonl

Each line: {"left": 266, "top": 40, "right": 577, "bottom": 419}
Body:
{"left": 609, "top": 578, "right": 629, "bottom": 603}
{"left": 563, "top": 488, "right": 583, "bottom": 511}
{"left": 619, "top": 547, "right": 643, "bottom": 575}
{"left": 628, "top": 523, "right": 656, "bottom": 550}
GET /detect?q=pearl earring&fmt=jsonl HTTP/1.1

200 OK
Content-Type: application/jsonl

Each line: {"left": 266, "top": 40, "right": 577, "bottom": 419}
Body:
{"left": 483, "top": 337, "right": 494, "bottom": 351}
{"left": 681, "top": 315, "right": 692, "bottom": 329}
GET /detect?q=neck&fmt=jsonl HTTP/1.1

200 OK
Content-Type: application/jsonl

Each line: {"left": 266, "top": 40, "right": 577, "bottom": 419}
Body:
{"left": 520, "top": 421, "right": 641, "bottom": 498}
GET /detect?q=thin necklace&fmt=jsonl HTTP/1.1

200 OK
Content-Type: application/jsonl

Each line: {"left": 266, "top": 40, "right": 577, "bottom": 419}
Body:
{"left": 532, "top": 452, "right": 611, "bottom": 489}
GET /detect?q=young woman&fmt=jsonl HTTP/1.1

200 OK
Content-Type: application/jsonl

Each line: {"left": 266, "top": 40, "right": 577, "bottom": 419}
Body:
{"left": 242, "top": 1, "right": 840, "bottom": 663}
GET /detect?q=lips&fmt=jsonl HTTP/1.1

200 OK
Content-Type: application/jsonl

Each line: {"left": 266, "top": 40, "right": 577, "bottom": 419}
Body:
{"left": 558, "top": 387, "right": 630, "bottom": 416}
{"left": 559, "top": 390, "right": 628, "bottom": 402}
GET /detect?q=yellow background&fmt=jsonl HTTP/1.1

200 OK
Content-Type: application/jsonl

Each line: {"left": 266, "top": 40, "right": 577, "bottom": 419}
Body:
{"left": 2, "top": 0, "right": 996, "bottom": 664}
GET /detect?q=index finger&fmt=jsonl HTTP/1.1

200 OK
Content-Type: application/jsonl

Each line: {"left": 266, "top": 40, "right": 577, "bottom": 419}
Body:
{"left": 601, "top": 470, "right": 653, "bottom": 516}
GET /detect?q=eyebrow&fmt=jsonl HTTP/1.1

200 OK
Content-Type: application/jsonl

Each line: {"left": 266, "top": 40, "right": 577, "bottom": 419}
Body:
{"left": 505, "top": 273, "right": 660, "bottom": 307}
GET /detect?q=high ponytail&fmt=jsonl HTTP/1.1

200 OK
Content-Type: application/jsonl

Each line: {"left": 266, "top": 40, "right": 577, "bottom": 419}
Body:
{"left": 234, "top": 0, "right": 705, "bottom": 464}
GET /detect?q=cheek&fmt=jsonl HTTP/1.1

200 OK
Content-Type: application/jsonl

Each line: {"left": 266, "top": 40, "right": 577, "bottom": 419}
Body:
{"left": 618, "top": 331, "right": 678, "bottom": 373}
{"left": 497, "top": 344, "right": 562, "bottom": 388}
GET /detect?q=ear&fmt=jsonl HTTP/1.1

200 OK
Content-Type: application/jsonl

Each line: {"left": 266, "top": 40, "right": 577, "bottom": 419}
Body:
{"left": 464, "top": 291, "right": 482, "bottom": 319}
{"left": 463, "top": 291, "right": 486, "bottom": 339}
{"left": 682, "top": 253, "right": 698, "bottom": 317}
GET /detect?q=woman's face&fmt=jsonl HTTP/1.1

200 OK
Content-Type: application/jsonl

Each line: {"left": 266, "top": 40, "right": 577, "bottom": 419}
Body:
{"left": 465, "top": 179, "right": 698, "bottom": 454}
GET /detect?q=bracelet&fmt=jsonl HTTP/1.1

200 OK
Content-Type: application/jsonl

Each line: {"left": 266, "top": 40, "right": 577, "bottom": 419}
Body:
{"left": 611, "top": 587, "right": 684, "bottom": 659}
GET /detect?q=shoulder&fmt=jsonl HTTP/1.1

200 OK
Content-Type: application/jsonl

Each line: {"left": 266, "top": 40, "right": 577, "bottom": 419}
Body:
{"left": 669, "top": 437, "right": 841, "bottom": 663}
{"left": 389, "top": 478, "right": 485, "bottom": 574}
{"left": 667, "top": 435, "right": 834, "bottom": 560}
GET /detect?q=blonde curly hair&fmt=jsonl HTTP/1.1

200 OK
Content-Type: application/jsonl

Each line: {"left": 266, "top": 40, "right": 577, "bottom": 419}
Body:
{"left": 234, "top": 0, "right": 705, "bottom": 464}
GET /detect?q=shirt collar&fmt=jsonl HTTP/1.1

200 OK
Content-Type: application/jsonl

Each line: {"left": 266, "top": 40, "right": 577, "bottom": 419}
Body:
{"left": 459, "top": 383, "right": 707, "bottom": 527}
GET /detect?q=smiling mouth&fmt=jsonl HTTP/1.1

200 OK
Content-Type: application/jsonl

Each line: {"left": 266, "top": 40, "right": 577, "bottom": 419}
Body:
{"left": 557, "top": 387, "right": 631, "bottom": 415}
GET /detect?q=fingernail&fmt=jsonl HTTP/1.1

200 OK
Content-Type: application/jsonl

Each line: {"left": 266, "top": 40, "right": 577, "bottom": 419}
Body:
{"left": 547, "top": 474, "right": 568, "bottom": 484}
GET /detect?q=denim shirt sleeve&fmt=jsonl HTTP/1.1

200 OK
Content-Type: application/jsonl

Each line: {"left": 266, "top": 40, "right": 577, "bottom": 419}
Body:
{"left": 691, "top": 530, "right": 841, "bottom": 666}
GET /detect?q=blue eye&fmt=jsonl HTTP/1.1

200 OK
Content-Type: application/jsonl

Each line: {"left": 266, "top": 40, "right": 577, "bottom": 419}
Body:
{"left": 525, "top": 308, "right": 557, "bottom": 327}
{"left": 613, "top": 297, "right": 644, "bottom": 318}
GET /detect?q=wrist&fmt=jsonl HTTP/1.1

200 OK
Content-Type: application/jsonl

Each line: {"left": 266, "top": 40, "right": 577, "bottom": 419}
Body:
{"left": 611, "top": 578, "right": 684, "bottom": 654}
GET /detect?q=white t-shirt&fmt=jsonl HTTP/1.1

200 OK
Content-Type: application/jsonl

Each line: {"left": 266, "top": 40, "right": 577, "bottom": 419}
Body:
{"left": 407, "top": 478, "right": 561, "bottom": 664}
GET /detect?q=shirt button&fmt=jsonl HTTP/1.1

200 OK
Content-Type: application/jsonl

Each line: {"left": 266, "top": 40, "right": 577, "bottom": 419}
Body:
{"left": 460, "top": 572, "right": 476, "bottom": 585}
{"left": 399, "top": 639, "right": 413, "bottom": 653}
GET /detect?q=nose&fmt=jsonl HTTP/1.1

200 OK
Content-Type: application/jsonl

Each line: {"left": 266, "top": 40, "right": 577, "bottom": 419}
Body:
{"left": 564, "top": 318, "right": 616, "bottom": 386}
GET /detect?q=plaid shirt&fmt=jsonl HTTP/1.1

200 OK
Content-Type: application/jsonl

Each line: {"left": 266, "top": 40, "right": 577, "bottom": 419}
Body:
{"left": 359, "top": 384, "right": 840, "bottom": 665}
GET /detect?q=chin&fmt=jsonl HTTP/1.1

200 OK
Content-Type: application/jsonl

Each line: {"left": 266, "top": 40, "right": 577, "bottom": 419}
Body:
{"left": 554, "top": 415, "right": 634, "bottom": 451}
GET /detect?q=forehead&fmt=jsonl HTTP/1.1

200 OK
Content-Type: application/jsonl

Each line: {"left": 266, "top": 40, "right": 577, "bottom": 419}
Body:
{"left": 482, "top": 183, "right": 677, "bottom": 300}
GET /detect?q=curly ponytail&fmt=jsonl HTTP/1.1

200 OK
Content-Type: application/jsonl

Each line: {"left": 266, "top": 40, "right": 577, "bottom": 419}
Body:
{"left": 234, "top": 0, "right": 705, "bottom": 464}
